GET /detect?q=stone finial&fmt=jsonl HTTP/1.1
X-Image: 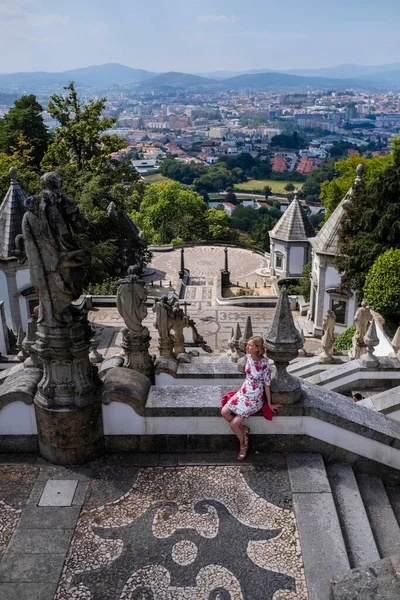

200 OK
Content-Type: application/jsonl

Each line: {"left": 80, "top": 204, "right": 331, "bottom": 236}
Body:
{"left": 227, "top": 327, "right": 235, "bottom": 356}
{"left": 224, "top": 246, "right": 229, "bottom": 272}
{"left": 239, "top": 316, "right": 253, "bottom": 354}
{"left": 179, "top": 247, "right": 185, "bottom": 279}
{"left": 9, "top": 166, "right": 17, "bottom": 183}
{"left": 231, "top": 323, "right": 242, "bottom": 363}
{"left": 361, "top": 319, "right": 379, "bottom": 367}
{"left": 356, "top": 163, "right": 365, "bottom": 180}
{"left": 264, "top": 285, "right": 303, "bottom": 404}
{"left": 392, "top": 327, "right": 400, "bottom": 354}
{"left": 106, "top": 201, "right": 118, "bottom": 221}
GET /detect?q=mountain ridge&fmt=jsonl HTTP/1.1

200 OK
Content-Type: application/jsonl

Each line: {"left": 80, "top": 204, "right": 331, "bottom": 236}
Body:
{"left": 0, "top": 62, "right": 399, "bottom": 92}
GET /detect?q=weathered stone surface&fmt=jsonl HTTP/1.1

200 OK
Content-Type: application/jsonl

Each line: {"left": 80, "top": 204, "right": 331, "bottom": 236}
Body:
{"left": 357, "top": 474, "right": 400, "bottom": 557}
{"left": 287, "top": 453, "right": 331, "bottom": 493}
{"left": 291, "top": 479, "right": 349, "bottom": 600}
{"left": 327, "top": 463, "right": 380, "bottom": 568}
{"left": 331, "top": 556, "right": 400, "bottom": 600}
{"left": 97, "top": 355, "right": 124, "bottom": 379}
{"left": 265, "top": 286, "right": 303, "bottom": 404}
{"left": 154, "top": 356, "right": 178, "bottom": 377}
{"left": 0, "top": 368, "right": 42, "bottom": 408}
{"left": 35, "top": 401, "right": 104, "bottom": 465}
{"left": 101, "top": 367, "right": 150, "bottom": 415}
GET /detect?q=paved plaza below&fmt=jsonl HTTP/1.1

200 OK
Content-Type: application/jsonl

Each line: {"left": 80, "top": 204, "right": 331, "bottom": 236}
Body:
{"left": 0, "top": 454, "right": 308, "bottom": 600}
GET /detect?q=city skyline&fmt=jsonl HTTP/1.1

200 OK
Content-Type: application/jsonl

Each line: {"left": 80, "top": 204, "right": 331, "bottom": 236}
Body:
{"left": 0, "top": 0, "right": 400, "bottom": 74}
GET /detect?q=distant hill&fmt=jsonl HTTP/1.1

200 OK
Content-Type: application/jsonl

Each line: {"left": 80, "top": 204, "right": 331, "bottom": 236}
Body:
{"left": 139, "top": 71, "right": 216, "bottom": 89}
{"left": 284, "top": 62, "right": 400, "bottom": 79}
{"left": 220, "top": 71, "right": 375, "bottom": 92}
{"left": 0, "top": 63, "right": 156, "bottom": 89}
{"left": 196, "top": 68, "right": 273, "bottom": 79}
{"left": 0, "top": 62, "right": 398, "bottom": 93}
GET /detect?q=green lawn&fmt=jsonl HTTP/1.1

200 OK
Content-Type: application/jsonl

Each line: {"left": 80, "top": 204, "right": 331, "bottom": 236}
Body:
{"left": 142, "top": 173, "right": 171, "bottom": 184}
{"left": 234, "top": 179, "right": 304, "bottom": 194}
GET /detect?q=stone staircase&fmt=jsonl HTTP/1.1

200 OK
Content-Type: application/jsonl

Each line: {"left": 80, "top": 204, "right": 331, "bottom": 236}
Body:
{"left": 288, "top": 453, "right": 400, "bottom": 599}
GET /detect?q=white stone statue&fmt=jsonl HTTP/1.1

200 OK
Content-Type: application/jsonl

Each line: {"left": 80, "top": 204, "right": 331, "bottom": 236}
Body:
{"left": 153, "top": 295, "right": 175, "bottom": 358}
{"left": 116, "top": 264, "right": 149, "bottom": 339}
{"left": 322, "top": 310, "right": 336, "bottom": 344}
{"left": 354, "top": 300, "right": 372, "bottom": 344}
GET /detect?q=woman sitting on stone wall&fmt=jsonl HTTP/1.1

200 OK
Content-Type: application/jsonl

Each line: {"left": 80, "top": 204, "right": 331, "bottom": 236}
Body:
{"left": 221, "top": 336, "right": 280, "bottom": 460}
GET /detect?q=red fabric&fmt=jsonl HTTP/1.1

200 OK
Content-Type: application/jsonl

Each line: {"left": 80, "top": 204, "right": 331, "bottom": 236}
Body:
{"left": 221, "top": 390, "right": 238, "bottom": 407}
{"left": 261, "top": 403, "right": 273, "bottom": 421}
{"left": 221, "top": 389, "right": 274, "bottom": 421}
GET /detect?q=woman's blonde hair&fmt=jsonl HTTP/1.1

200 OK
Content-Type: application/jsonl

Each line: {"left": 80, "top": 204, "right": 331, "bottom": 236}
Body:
{"left": 248, "top": 335, "right": 265, "bottom": 357}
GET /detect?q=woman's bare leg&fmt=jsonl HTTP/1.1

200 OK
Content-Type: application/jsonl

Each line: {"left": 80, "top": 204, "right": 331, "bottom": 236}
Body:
{"left": 221, "top": 405, "right": 235, "bottom": 423}
{"left": 230, "top": 415, "right": 246, "bottom": 444}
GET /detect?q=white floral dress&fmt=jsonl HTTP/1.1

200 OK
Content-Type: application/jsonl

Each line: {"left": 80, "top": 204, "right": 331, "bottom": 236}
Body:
{"left": 225, "top": 354, "right": 272, "bottom": 418}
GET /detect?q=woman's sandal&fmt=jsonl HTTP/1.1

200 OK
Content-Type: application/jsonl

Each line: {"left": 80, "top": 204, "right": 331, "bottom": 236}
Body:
{"left": 237, "top": 427, "right": 250, "bottom": 461}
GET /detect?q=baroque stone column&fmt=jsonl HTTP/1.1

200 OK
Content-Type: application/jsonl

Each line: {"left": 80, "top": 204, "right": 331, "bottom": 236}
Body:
{"left": 264, "top": 285, "right": 303, "bottom": 404}
{"left": 16, "top": 172, "right": 104, "bottom": 464}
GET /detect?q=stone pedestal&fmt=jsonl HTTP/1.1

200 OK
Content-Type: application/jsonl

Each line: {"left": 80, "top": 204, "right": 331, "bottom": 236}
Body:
{"left": 120, "top": 329, "right": 154, "bottom": 381}
{"left": 35, "top": 400, "right": 104, "bottom": 465}
{"left": 34, "top": 321, "right": 99, "bottom": 409}
{"left": 221, "top": 270, "right": 230, "bottom": 287}
{"left": 265, "top": 285, "right": 303, "bottom": 404}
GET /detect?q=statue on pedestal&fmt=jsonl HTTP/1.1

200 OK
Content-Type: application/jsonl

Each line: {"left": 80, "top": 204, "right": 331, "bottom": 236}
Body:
{"left": 320, "top": 310, "right": 336, "bottom": 363}
{"left": 349, "top": 300, "right": 372, "bottom": 360}
{"left": 15, "top": 171, "right": 103, "bottom": 464}
{"left": 116, "top": 263, "right": 154, "bottom": 380}
{"left": 153, "top": 295, "right": 175, "bottom": 358}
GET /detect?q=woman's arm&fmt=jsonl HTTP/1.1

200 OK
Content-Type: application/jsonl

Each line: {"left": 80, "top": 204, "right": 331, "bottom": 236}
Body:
{"left": 264, "top": 384, "right": 281, "bottom": 414}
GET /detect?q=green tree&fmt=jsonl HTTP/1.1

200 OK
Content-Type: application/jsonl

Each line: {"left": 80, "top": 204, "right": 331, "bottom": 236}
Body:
{"left": 250, "top": 214, "right": 277, "bottom": 251}
{"left": 320, "top": 154, "right": 392, "bottom": 216}
{"left": 205, "top": 208, "right": 237, "bottom": 241}
{"left": 301, "top": 158, "right": 336, "bottom": 203}
{"left": 131, "top": 181, "right": 208, "bottom": 244}
{"left": 0, "top": 95, "right": 50, "bottom": 167}
{"left": 364, "top": 249, "right": 400, "bottom": 323}
{"left": 263, "top": 185, "right": 272, "bottom": 199}
{"left": 284, "top": 182, "right": 295, "bottom": 192}
{"left": 337, "top": 136, "right": 400, "bottom": 295}
{"left": 43, "top": 82, "right": 126, "bottom": 173}
{"left": 0, "top": 136, "right": 40, "bottom": 199}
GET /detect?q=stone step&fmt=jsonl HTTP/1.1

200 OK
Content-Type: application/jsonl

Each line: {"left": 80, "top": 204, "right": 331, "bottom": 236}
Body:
{"left": 287, "top": 454, "right": 350, "bottom": 600}
{"left": 327, "top": 464, "right": 380, "bottom": 568}
{"left": 296, "top": 317, "right": 314, "bottom": 337}
{"left": 190, "top": 354, "right": 232, "bottom": 364}
{"left": 385, "top": 485, "right": 400, "bottom": 528}
{"left": 146, "top": 385, "right": 237, "bottom": 414}
{"left": 356, "top": 474, "right": 400, "bottom": 558}
{"left": 176, "top": 362, "right": 242, "bottom": 379}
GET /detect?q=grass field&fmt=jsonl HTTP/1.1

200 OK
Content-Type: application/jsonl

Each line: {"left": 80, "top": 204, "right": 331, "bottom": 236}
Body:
{"left": 142, "top": 173, "right": 171, "bottom": 184}
{"left": 234, "top": 179, "right": 304, "bottom": 194}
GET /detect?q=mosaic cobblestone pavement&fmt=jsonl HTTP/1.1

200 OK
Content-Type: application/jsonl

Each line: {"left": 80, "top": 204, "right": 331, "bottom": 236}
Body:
{"left": 0, "top": 463, "right": 38, "bottom": 560}
{"left": 54, "top": 463, "right": 308, "bottom": 600}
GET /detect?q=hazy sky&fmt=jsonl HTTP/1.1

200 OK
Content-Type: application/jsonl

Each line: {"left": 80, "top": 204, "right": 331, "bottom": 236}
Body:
{"left": 0, "top": 0, "right": 399, "bottom": 73}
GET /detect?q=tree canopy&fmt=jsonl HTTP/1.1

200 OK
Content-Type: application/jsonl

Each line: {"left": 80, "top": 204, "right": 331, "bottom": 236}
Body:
{"left": 130, "top": 181, "right": 209, "bottom": 244}
{"left": 320, "top": 153, "right": 392, "bottom": 217}
{"left": 0, "top": 95, "right": 50, "bottom": 167}
{"left": 364, "top": 249, "right": 400, "bottom": 324}
{"left": 336, "top": 136, "right": 400, "bottom": 296}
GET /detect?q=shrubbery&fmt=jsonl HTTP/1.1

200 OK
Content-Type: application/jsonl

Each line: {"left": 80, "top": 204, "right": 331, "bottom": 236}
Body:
{"left": 333, "top": 325, "right": 356, "bottom": 350}
{"left": 84, "top": 278, "right": 120, "bottom": 295}
{"left": 364, "top": 249, "right": 400, "bottom": 323}
{"left": 277, "top": 278, "right": 301, "bottom": 295}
